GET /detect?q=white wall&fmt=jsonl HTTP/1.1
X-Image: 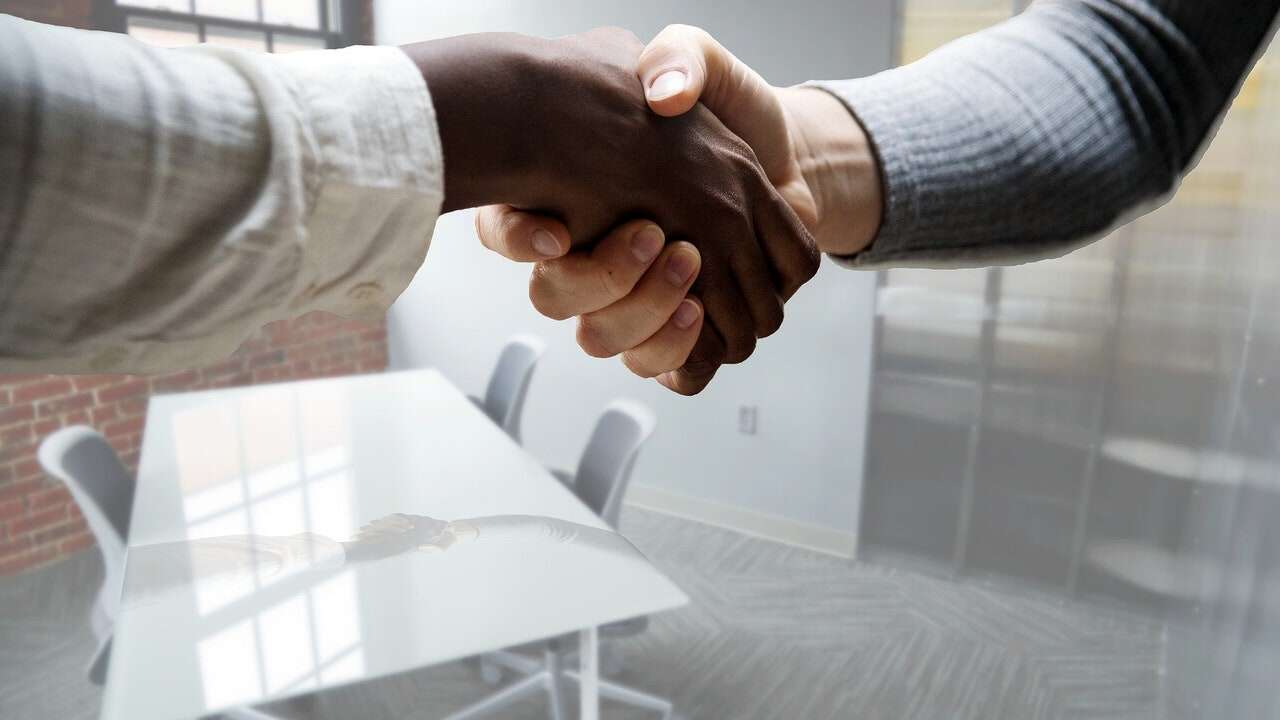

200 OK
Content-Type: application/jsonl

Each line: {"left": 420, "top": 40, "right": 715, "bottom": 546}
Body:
{"left": 376, "top": 0, "right": 892, "bottom": 553}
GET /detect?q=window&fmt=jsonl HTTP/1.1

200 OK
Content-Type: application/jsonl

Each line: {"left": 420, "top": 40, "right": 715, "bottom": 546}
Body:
{"left": 172, "top": 384, "right": 367, "bottom": 705}
{"left": 105, "top": 0, "right": 363, "bottom": 52}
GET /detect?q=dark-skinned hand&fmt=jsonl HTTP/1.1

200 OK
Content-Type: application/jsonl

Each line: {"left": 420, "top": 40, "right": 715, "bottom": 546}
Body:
{"left": 401, "top": 28, "right": 819, "bottom": 394}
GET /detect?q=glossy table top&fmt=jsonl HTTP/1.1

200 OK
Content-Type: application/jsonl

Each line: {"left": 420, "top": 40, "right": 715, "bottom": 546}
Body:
{"left": 101, "top": 369, "right": 687, "bottom": 720}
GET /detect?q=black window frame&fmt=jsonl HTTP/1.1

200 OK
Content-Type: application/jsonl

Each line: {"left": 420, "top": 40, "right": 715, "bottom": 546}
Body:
{"left": 95, "top": 0, "right": 367, "bottom": 50}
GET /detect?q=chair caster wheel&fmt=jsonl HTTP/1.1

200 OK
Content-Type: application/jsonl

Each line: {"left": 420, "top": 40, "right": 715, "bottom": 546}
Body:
{"left": 479, "top": 658, "right": 504, "bottom": 685}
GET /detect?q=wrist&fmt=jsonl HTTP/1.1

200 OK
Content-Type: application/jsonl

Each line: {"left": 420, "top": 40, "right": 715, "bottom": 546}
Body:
{"left": 779, "top": 86, "right": 882, "bottom": 256}
{"left": 401, "top": 34, "right": 547, "bottom": 212}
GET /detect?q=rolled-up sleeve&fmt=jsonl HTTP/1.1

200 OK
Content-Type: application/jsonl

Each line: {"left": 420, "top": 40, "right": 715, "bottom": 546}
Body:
{"left": 0, "top": 15, "right": 443, "bottom": 373}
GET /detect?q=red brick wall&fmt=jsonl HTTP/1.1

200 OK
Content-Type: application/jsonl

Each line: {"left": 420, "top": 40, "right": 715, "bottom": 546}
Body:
{"left": 0, "top": 2, "right": 389, "bottom": 576}
{"left": 0, "top": 313, "right": 388, "bottom": 576}
{"left": 0, "top": 0, "right": 94, "bottom": 28}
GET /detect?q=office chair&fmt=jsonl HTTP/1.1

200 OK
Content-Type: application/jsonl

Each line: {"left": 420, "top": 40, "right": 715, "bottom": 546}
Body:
{"left": 469, "top": 335, "right": 546, "bottom": 442}
{"left": 38, "top": 426, "right": 132, "bottom": 686}
{"left": 38, "top": 426, "right": 281, "bottom": 720}
{"left": 447, "top": 401, "right": 680, "bottom": 720}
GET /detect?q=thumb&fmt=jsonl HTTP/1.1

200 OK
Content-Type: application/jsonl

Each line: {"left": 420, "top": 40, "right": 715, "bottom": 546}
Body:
{"left": 638, "top": 25, "right": 818, "bottom": 231}
{"left": 639, "top": 25, "right": 774, "bottom": 126}
{"left": 637, "top": 24, "right": 720, "bottom": 117}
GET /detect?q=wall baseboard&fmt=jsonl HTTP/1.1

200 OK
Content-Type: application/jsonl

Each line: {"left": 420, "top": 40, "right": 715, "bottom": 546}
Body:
{"left": 625, "top": 484, "right": 858, "bottom": 559}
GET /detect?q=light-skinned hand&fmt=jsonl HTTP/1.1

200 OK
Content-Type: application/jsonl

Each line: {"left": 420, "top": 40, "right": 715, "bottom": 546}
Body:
{"left": 474, "top": 25, "right": 879, "bottom": 395}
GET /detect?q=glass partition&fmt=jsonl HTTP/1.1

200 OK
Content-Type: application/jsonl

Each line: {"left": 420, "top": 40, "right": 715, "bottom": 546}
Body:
{"left": 865, "top": 4, "right": 1279, "bottom": 717}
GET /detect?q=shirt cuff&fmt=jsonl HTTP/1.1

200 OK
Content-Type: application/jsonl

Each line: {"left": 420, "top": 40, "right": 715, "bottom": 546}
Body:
{"left": 269, "top": 44, "right": 444, "bottom": 320}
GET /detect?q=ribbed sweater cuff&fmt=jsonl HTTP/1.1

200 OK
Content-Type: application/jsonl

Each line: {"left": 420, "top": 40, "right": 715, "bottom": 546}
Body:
{"left": 808, "top": 71, "right": 996, "bottom": 269}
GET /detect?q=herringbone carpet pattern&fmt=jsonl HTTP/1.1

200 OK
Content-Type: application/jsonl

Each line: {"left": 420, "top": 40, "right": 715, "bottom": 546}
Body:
{"left": 0, "top": 508, "right": 1165, "bottom": 720}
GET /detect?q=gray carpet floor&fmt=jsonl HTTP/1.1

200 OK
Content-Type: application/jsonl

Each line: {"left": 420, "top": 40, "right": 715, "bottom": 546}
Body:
{"left": 0, "top": 507, "right": 1166, "bottom": 720}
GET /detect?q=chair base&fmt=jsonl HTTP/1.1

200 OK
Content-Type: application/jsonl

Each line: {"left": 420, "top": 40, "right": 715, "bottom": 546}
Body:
{"left": 445, "top": 648, "right": 678, "bottom": 720}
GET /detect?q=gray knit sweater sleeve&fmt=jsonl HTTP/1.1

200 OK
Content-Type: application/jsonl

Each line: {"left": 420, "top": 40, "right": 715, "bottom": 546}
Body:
{"left": 812, "top": 0, "right": 1280, "bottom": 269}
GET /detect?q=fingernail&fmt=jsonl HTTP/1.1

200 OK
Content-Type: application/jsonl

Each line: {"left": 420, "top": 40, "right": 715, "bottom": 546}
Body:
{"left": 673, "top": 299, "right": 700, "bottom": 330}
{"left": 532, "top": 229, "right": 560, "bottom": 257}
{"left": 665, "top": 249, "right": 698, "bottom": 286}
{"left": 648, "top": 70, "right": 687, "bottom": 101}
{"left": 630, "top": 225, "right": 664, "bottom": 264}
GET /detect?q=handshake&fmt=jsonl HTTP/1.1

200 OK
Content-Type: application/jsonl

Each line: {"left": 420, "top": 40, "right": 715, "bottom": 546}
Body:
{"left": 402, "top": 26, "right": 882, "bottom": 395}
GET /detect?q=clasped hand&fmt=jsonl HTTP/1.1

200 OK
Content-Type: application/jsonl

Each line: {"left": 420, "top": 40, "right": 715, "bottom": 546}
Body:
{"left": 405, "top": 26, "right": 834, "bottom": 395}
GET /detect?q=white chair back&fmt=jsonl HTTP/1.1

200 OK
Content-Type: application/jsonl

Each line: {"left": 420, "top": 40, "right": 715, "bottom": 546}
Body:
{"left": 483, "top": 335, "right": 546, "bottom": 441}
{"left": 573, "top": 400, "right": 656, "bottom": 528}
{"left": 38, "top": 426, "right": 134, "bottom": 683}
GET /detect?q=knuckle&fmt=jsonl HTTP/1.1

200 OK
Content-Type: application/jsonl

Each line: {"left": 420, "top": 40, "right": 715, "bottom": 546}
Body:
{"left": 497, "top": 207, "right": 526, "bottom": 240}
{"left": 528, "top": 266, "right": 572, "bottom": 321}
{"left": 576, "top": 315, "right": 619, "bottom": 359}
{"left": 476, "top": 213, "right": 500, "bottom": 252}
{"left": 671, "top": 363, "right": 716, "bottom": 396}
{"left": 621, "top": 352, "right": 659, "bottom": 379}
{"left": 797, "top": 227, "right": 822, "bottom": 278}
{"left": 722, "top": 331, "right": 757, "bottom": 365}
{"left": 481, "top": 209, "right": 524, "bottom": 257}
{"left": 756, "top": 299, "right": 784, "bottom": 339}
{"left": 683, "top": 343, "right": 725, "bottom": 376}
{"left": 788, "top": 236, "right": 822, "bottom": 294}
{"left": 637, "top": 291, "right": 676, "bottom": 329}
{"left": 726, "top": 135, "right": 764, "bottom": 171}
{"left": 670, "top": 378, "right": 707, "bottom": 397}
{"left": 795, "top": 243, "right": 821, "bottom": 285}
{"left": 595, "top": 263, "right": 631, "bottom": 304}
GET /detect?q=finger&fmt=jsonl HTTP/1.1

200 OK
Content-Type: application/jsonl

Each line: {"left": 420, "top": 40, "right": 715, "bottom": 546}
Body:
{"left": 638, "top": 24, "right": 714, "bottom": 116}
{"left": 696, "top": 259, "right": 757, "bottom": 365}
{"left": 576, "top": 242, "right": 701, "bottom": 358}
{"left": 723, "top": 219, "right": 786, "bottom": 338}
{"left": 620, "top": 297, "right": 704, "bottom": 378}
{"left": 638, "top": 26, "right": 781, "bottom": 149}
{"left": 640, "top": 27, "right": 813, "bottom": 226}
{"left": 475, "top": 204, "right": 570, "bottom": 262}
{"left": 754, "top": 190, "right": 821, "bottom": 301}
{"left": 658, "top": 325, "right": 725, "bottom": 396}
{"left": 529, "top": 221, "right": 668, "bottom": 320}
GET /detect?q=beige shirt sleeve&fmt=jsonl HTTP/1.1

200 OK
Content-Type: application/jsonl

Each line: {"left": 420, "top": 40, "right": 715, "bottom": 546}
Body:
{"left": 0, "top": 15, "right": 444, "bottom": 374}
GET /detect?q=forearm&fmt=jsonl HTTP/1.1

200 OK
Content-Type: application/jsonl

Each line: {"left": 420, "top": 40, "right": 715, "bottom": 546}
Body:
{"left": 401, "top": 34, "right": 546, "bottom": 213}
{"left": 0, "top": 16, "right": 441, "bottom": 372}
{"left": 810, "top": 0, "right": 1280, "bottom": 268}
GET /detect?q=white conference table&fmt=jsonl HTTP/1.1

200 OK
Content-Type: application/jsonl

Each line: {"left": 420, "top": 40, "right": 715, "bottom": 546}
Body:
{"left": 101, "top": 369, "right": 688, "bottom": 720}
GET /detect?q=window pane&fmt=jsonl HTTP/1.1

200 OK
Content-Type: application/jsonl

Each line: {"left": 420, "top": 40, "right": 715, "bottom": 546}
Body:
{"left": 119, "top": 0, "right": 191, "bottom": 11}
{"left": 195, "top": 0, "right": 258, "bottom": 21}
{"left": 327, "top": 0, "right": 342, "bottom": 32}
{"left": 262, "top": 0, "right": 320, "bottom": 29}
{"left": 272, "top": 33, "right": 325, "bottom": 53}
{"left": 206, "top": 25, "right": 268, "bottom": 52}
{"left": 900, "top": 0, "right": 1013, "bottom": 64}
{"left": 128, "top": 16, "right": 200, "bottom": 47}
